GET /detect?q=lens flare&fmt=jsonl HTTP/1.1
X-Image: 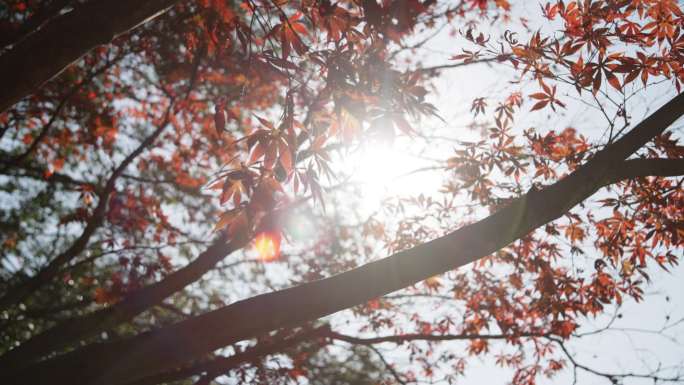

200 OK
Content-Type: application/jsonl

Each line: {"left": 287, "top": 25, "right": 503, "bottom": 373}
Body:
{"left": 254, "top": 232, "right": 281, "bottom": 262}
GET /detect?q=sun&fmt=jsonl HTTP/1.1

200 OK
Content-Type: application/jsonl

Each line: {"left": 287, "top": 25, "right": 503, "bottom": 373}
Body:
{"left": 345, "top": 141, "right": 437, "bottom": 211}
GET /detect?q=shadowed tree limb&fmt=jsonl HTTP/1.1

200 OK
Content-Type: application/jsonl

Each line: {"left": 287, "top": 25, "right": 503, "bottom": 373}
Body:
{"left": 0, "top": 0, "right": 72, "bottom": 50}
{"left": 0, "top": 0, "right": 180, "bottom": 113}
{"left": 605, "top": 158, "right": 684, "bottom": 184}
{"left": 0, "top": 51, "right": 127, "bottom": 168}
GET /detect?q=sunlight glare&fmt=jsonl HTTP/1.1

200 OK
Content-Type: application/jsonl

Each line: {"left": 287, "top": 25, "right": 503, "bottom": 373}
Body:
{"left": 285, "top": 212, "right": 315, "bottom": 241}
{"left": 348, "top": 142, "right": 432, "bottom": 211}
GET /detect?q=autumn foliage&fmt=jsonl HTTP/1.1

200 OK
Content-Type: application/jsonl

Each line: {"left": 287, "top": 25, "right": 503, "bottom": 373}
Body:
{"left": 0, "top": 1, "right": 683, "bottom": 385}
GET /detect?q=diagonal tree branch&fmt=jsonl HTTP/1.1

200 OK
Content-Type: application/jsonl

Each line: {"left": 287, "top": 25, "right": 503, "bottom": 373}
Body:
{"left": 0, "top": 0, "right": 180, "bottom": 113}
{"left": 6, "top": 92, "right": 684, "bottom": 385}
{"left": 0, "top": 51, "right": 126, "bottom": 170}
{"left": 326, "top": 330, "right": 548, "bottom": 345}
{"left": 0, "top": 0, "right": 72, "bottom": 50}
{"left": 604, "top": 158, "right": 684, "bottom": 184}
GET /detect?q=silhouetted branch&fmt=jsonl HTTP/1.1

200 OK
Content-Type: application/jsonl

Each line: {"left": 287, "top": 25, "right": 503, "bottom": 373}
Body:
{"left": 0, "top": 0, "right": 179, "bottom": 113}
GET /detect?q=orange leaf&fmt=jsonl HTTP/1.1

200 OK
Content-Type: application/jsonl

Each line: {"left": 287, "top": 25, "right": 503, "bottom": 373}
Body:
{"left": 564, "top": 223, "right": 585, "bottom": 243}
{"left": 53, "top": 158, "right": 65, "bottom": 172}
{"left": 249, "top": 141, "right": 266, "bottom": 164}
{"left": 278, "top": 140, "right": 293, "bottom": 173}
{"left": 605, "top": 71, "right": 621, "bottom": 91}
{"left": 214, "top": 107, "right": 225, "bottom": 134}
{"left": 214, "top": 210, "right": 237, "bottom": 232}
{"left": 529, "top": 92, "right": 548, "bottom": 100}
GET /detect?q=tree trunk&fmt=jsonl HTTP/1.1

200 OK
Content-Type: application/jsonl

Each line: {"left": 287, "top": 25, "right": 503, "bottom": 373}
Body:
{"left": 0, "top": 0, "right": 179, "bottom": 114}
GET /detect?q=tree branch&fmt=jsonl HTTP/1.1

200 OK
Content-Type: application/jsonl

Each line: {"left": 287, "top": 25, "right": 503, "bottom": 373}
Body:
{"left": 416, "top": 57, "right": 500, "bottom": 74}
{"left": 326, "top": 330, "right": 548, "bottom": 345}
{"left": 0, "top": 0, "right": 72, "bottom": 50}
{"left": 0, "top": 0, "right": 179, "bottom": 113}
{"left": 552, "top": 337, "right": 684, "bottom": 383}
{"left": 604, "top": 158, "right": 684, "bottom": 185}
{"left": 0, "top": 52, "right": 125, "bottom": 170}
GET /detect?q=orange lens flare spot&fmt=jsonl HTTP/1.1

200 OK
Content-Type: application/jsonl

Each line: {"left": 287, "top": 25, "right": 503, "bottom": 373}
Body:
{"left": 254, "top": 232, "right": 281, "bottom": 262}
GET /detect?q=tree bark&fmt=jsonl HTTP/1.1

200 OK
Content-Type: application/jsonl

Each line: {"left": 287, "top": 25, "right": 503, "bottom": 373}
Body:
{"left": 0, "top": 0, "right": 179, "bottom": 114}
{"left": 6, "top": 92, "right": 684, "bottom": 385}
{"left": 605, "top": 158, "right": 684, "bottom": 184}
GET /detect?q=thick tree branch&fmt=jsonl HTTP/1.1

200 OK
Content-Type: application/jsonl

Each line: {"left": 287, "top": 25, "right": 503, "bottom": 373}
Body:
{"left": 6, "top": 92, "right": 684, "bottom": 385}
{"left": 605, "top": 158, "right": 684, "bottom": 185}
{"left": 0, "top": 0, "right": 72, "bottom": 50}
{"left": 0, "top": 52, "right": 125, "bottom": 170}
{"left": 0, "top": 0, "right": 179, "bottom": 113}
